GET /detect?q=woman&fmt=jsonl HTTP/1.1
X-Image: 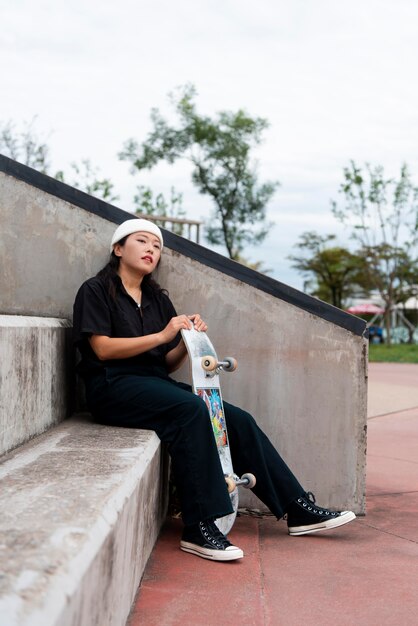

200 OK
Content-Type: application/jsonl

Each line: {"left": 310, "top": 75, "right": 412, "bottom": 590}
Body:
{"left": 73, "top": 218, "right": 356, "bottom": 562}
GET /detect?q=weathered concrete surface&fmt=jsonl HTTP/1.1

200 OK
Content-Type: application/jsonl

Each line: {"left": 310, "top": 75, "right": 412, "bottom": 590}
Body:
{"left": 0, "top": 169, "right": 367, "bottom": 513}
{"left": 0, "top": 174, "right": 112, "bottom": 318}
{"left": 0, "top": 315, "right": 72, "bottom": 456}
{"left": 0, "top": 417, "right": 168, "bottom": 626}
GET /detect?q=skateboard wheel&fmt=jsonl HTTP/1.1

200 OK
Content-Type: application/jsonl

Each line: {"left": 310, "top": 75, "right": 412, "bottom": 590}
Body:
{"left": 225, "top": 476, "right": 236, "bottom": 493}
{"left": 222, "top": 357, "right": 237, "bottom": 372}
{"left": 201, "top": 355, "right": 217, "bottom": 371}
{"left": 241, "top": 473, "right": 256, "bottom": 489}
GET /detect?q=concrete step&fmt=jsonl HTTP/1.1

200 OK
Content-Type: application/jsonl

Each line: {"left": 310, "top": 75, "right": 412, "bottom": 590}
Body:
{"left": 0, "top": 315, "right": 72, "bottom": 456}
{"left": 0, "top": 416, "right": 168, "bottom": 626}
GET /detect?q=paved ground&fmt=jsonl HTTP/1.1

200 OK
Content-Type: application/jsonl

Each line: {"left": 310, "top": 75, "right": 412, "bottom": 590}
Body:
{"left": 128, "top": 363, "right": 418, "bottom": 626}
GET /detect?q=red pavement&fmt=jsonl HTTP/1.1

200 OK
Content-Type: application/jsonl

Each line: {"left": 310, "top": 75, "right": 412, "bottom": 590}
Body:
{"left": 128, "top": 363, "right": 418, "bottom": 626}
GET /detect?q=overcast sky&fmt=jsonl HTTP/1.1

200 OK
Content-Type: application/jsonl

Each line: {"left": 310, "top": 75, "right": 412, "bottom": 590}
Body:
{"left": 2, "top": 0, "right": 418, "bottom": 289}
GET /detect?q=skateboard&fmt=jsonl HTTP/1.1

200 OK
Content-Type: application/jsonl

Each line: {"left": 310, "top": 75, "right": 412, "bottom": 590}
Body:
{"left": 181, "top": 324, "right": 256, "bottom": 535}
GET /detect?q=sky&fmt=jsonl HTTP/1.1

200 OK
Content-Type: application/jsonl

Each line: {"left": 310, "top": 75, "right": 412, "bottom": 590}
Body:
{"left": 2, "top": 0, "right": 418, "bottom": 289}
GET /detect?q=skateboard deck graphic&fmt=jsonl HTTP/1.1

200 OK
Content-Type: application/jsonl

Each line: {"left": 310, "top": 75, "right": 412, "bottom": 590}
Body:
{"left": 181, "top": 325, "right": 255, "bottom": 535}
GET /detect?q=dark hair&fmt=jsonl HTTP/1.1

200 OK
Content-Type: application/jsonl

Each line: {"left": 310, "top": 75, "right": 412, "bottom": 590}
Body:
{"left": 96, "top": 235, "right": 167, "bottom": 299}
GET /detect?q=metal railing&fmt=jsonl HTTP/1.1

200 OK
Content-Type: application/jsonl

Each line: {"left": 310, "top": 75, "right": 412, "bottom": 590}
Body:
{"left": 135, "top": 213, "right": 202, "bottom": 244}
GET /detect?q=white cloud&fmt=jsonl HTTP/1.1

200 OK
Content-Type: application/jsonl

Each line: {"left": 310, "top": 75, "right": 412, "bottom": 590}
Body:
{"left": 2, "top": 0, "right": 418, "bottom": 287}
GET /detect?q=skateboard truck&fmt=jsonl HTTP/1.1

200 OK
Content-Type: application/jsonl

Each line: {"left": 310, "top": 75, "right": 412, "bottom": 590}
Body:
{"left": 201, "top": 355, "right": 237, "bottom": 376}
{"left": 225, "top": 472, "right": 257, "bottom": 492}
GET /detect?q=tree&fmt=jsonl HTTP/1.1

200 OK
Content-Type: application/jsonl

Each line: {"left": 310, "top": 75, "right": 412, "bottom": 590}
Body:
{"left": 233, "top": 254, "right": 273, "bottom": 274}
{"left": 0, "top": 119, "right": 118, "bottom": 202}
{"left": 332, "top": 161, "right": 418, "bottom": 342}
{"left": 55, "top": 159, "right": 119, "bottom": 203}
{"left": 119, "top": 84, "right": 279, "bottom": 260}
{"left": 289, "top": 232, "right": 368, "bottom": 308}
{"left": 0, "top": 118, "right": 50, "bottom": 172}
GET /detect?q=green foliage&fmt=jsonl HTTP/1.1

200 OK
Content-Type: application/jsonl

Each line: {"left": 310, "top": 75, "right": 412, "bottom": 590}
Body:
{"left": 233, "top": 254, "right": 272, "bottom": 275}
{"left": 0, "top": 118, "right": 50, "bottom": 172}
{"left": 119, "top": 84, "right": 279, "bottom": 260}
{"left": 55, "top": 159, "right": 119, "bottom": 202}
{"left": 133, "top": 185, "right": 187, "bottom": 236}
{"left": 289, "top": 232, "right": 368, "bottom": 308}
{"left": 332, "top": 161, "right": 418, "bottom": 341}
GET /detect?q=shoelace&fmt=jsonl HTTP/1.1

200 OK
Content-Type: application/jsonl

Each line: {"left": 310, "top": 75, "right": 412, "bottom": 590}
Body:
{"left": 203, "top": 520, "right": 232, "bottom": 548}
{"left": 302, "top": 492, "right": 338, "bottom": 517}
{"left": 284, "top": 492, "right": 339, "bottom": 521}
{"left": 198, "top": 522, "right": 222, "bottom": 548}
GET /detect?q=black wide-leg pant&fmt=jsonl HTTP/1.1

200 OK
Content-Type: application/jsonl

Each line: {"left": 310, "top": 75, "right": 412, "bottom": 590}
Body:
{"left": 84, "top": 369, "right": 304, "bottom": 526}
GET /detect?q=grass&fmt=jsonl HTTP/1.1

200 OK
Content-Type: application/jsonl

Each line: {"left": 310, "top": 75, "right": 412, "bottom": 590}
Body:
{"left": 368, "top": 343, "right": 418, "bottom": 363}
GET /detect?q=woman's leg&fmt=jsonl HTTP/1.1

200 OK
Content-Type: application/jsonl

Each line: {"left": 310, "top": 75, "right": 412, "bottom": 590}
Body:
{"left": 223, "top": 400, "right": 356, "bottom": 534}
{"left": 86, "top": 373, "right": 233, "bottom": 526}
{"left": 223, "top": 401, "right": 304, "bottom": 518}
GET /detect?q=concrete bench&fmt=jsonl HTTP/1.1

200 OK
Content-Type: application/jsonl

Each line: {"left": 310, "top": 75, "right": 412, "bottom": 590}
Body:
{"left": 0, "top": 416, "right": 168, "bottom": 626}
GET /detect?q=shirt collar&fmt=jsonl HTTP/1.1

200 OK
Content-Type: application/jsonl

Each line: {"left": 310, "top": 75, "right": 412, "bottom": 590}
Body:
{"left": 114, "top": 274, "right": 152, "bottom": 309}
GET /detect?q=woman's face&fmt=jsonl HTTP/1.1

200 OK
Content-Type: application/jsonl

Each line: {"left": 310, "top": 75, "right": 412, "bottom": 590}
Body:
{"left": 114, "top": 231, "right": 162, "bottom": 275}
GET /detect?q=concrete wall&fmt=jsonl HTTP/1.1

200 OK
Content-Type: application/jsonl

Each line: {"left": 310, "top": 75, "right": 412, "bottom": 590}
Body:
{"left": 160, "top": 255, "right": 368, "bottom": 512}
{"left": 0, "top": 315, "right": 72, "bottom": 456}
{"left": 0, "top": 173, "right": 111, "bottom": 318}
{"left": 0, "top": 164, "right": 368, "bottom": 513}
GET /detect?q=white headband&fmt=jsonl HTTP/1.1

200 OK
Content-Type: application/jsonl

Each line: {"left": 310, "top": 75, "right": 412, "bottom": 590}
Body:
{"left": 110, "top": 219, "right": 164, "bottom": 252}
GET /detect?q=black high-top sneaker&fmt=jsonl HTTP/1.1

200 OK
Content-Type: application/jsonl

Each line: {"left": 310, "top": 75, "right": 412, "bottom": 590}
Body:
{"left": 180, "top": 519, "right": 244, "bottom": 561}
{"left": 287, "top": 492, "right": 356, "bottom": 536}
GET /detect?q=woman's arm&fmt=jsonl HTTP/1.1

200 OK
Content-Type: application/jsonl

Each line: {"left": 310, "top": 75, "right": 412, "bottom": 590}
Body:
{"left": 165, "top": 340, "right": 188, "bottom": 373}
{"left": 89, "top": 314, "right": 193, "bottom": 361}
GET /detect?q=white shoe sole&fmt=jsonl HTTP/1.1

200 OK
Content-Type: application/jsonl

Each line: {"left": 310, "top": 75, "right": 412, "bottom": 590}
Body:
{"left": 180, "top": 541, "right": 244, "bottom": 561}
{"left": 288, "top": 510, "right": 356, "bottom": 536}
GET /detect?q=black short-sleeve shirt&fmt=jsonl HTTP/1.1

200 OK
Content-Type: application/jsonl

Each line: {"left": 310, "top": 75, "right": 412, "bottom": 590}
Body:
{"left": 73, "top": 274, "right": 180, "bottom": 377}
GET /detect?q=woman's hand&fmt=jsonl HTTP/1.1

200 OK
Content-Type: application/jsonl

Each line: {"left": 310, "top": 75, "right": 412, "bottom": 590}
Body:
{"left": 188, "top": 314, "right": 208, "bottom": 332}
{"left": 164, "top": 313, "right": 208, "bottom": 373}
{"left": 160, "top": 314, "right": 208, "bottom": 345}
{"left": 159, "top": 315, "right": 193, "bottom": 344}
